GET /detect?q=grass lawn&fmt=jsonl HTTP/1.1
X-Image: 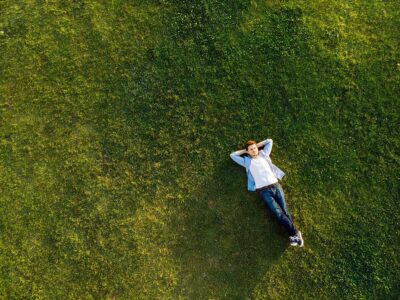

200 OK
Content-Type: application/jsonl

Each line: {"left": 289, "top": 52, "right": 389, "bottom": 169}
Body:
{"left": 0, "top": 0, "right": 399, "bottom": 298}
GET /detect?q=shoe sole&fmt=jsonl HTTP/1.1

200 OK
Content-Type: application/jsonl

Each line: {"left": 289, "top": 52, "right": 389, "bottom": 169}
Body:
{"left": 297, "top": 231, "right": 304, "bottom": 247}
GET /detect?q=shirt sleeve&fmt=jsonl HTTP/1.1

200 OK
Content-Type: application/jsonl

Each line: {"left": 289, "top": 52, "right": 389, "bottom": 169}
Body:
{"left": 260, "top": 139, "right": 273, "bottom": 157}
{"left": 230, "top": 152, "right": 246, "bottom": 167}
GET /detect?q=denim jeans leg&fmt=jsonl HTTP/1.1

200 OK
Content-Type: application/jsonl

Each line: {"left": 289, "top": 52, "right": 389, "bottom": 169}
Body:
{"left": 260, "top": 189, "right": 297, "bottom": 236}
{"left": 275, "top": 184, "right": 293, "bottom": 221}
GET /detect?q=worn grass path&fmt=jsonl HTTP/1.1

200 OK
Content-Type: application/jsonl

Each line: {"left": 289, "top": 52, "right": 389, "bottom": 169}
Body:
{"left": 0, "top": 1, "right": 399, "bottom": 298}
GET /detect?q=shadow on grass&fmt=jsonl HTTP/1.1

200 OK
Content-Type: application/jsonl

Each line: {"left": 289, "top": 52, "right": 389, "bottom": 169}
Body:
{"left": 169, "top": 158, "right": 288, "bottom": 298}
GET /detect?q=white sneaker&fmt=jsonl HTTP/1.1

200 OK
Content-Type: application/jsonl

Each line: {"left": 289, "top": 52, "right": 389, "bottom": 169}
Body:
{"left": 289, "top": 236, "right": 298, "bottom": 246}
{"left": 296, "top": 231, "right": 304, "bottom": 247}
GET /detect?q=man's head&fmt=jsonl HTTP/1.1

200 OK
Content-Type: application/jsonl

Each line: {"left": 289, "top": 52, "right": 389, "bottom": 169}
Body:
{"left": 245, "top": 140, "right": 259, "bottom": 158}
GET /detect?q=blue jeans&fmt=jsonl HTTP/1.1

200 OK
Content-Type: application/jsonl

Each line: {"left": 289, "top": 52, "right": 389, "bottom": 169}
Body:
{"left": 258, "top": 183, "right": 298, "bottom": 236}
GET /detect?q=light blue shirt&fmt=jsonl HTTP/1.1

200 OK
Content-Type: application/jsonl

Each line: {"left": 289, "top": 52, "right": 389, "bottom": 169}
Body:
{"left": 230, "top": 139, "right": 285, "bottom": 192}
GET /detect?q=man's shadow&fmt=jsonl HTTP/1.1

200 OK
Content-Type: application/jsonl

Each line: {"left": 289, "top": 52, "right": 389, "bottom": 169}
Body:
{"left": 170, "top": 156, "right": 288, "bottom": 298}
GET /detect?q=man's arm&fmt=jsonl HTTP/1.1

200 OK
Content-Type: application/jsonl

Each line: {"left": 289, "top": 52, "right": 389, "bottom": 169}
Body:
{"left": 259, "top": 138, "right": 273, "bottom": 156}
{"left": 230, "top": 148, "right": 247, "bottom": 167}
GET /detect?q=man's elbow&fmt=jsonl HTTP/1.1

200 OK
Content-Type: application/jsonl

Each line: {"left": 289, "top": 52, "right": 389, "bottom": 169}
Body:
{"left": 265, "top": 139, "right": 273, "bottom": 147}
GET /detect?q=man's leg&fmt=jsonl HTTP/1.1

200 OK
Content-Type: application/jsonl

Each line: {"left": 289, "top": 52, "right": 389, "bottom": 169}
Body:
{"left": 273, "top": 185, "right": 304, "bottom": 246}
{"left": 274, "top": 183, "right": 293, "bottom": 221}
{"left": 259, "top": 189, "right": 298, "bottom": 236}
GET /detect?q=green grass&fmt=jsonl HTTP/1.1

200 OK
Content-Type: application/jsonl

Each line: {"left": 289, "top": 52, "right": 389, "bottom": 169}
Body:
{"left": 0, "top": 0, "right": 399, "bottom": 298}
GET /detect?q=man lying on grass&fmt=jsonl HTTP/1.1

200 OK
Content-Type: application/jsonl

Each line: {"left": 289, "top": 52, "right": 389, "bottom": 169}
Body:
{"left": 230, "top": 138, "right": 304, "bottom": 247}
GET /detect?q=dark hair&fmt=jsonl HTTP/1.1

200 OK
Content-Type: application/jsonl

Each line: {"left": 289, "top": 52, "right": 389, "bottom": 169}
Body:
{"left": 244, "top": 140, "right": 257, "bottom": 151}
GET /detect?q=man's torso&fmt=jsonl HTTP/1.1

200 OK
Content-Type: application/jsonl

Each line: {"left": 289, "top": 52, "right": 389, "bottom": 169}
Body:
{"left": 249, "top": 155, "right": 278, "bottom": 189}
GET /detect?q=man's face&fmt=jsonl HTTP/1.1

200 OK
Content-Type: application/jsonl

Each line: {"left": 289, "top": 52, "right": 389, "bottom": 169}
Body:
{"left": 247, "top": 144, "right": 259, "bottom": 158}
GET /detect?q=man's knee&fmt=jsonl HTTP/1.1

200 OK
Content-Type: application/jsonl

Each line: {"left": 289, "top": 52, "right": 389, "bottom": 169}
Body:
{"left": 272, "top": 207, "right": 284, "bottom": 220}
